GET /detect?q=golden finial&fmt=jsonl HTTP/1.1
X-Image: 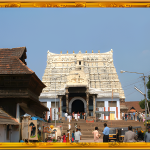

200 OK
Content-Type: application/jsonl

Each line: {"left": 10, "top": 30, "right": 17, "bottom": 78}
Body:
{"left": 85, "top": 50, "right": 87, "bottom": 53}
{"left": 67, "top": 50, "right": 68, "bottom": 54}
{"left": 92, "top": 50, "right": 93, "bottom": 53}
{"left": 73, "top": 51, "right": 75, "bottom": 54}
{"left": 60, "top": 51, "right": 62, "bottom": 54}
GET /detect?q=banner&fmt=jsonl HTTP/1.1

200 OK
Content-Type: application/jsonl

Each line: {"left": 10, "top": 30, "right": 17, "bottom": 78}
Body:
{"left": 28, "top": 120, "right": 38, "bottom": 141}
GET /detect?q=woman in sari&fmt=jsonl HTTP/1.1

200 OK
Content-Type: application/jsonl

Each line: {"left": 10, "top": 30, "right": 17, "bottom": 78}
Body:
{"left": 63, "top": 133, "right": 66, "bottom": 142}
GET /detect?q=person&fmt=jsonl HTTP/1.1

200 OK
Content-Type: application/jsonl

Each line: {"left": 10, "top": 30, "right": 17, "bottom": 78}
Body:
{"left": 75, "top": 113, "right": 78, "bottom": 121}
{"left": 80, "top": 112, "right": 82, "bottom": 119}
{"left": 138, "top": 112, "right": 141, "bottom": 122}
{"left": 92, "top": 127, "right": 101, "bottom": 142}
{"left": 67, "top": 114, "right": 70, "bottom": 122}
{"left": 85, "top": 112, "right": 87, "bottom": 120}
{"left": 131, "top": 113, "right": 133, "bottom": 120}
{"left": 144, "top": 127, "right": 150, "bottom": 142}
{"left": 82, "top": 112, "right": 84, "bottom": 119}
{"left": 72, "top": 112, "right": 74, "bottom": 120}
{"left": 143, "top": 113, "right": 146, "bottom": 122}
{"left": 71, "top": 131, "right": 75, "bottom": 143}
{"left": 133, "top": 112, "right": 135, "bottom": 120}
{"left": 48, "top": 116, "right": 51, "bottom": 123}
{"left": 78, "top": 125, "right": 80, "bottom": 130}
{"left": 66, "top": 130, "right": 70, "bottom": 142}
{"left": 141, "top": 113, "right": 144, "bottom": 122}
{"left": 38, "top": 129, "right": 41, "bottom": 137}
{"left": 78, "top": 129, "right": 82, "bottom": 141}
{"left": 102, "top": 123, "right": 110, "bottom": 142}
{"left": 63, "top": 133, "right": 66, "bottom": 142}
{"left": 124, "top": 126, "right": 137, "bottom": 142}
{"left": 74, "top": 128, "right": 82, "bottom": 143}
{"left": 77, "top": 112, "right": 80, "bottom": 120}
{"left": 32, "top": 125, "right": 36, "bottom": 136}
{"left": 122, "top": 113, "right": 124, "bottom": 120}
{"left": 65, "top": 112, "right": 68, "bottom": 121}
{"left": 125, "top": 113, "right": 127, "bottom": 121}
{"left": 137, "top": 112, "right": 139, "bottom": 121}
{"left": 68, "top": 113, "right": 72, "bottom": 122}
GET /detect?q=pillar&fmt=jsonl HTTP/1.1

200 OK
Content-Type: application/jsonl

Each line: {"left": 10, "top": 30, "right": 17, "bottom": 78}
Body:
{"left": 86, "top": 92, "right": 89, "bottom": 116}
{"left": 93, "top": 95, "right": 95, "bottom": 117}
{"left": 59, "top": 96, "right": 63, "bottom": 118}
{"left": 16, "top": 103, "right": 20, "bottom": 123}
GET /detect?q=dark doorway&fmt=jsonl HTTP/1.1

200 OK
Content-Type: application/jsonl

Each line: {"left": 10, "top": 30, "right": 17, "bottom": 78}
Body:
{"left": 72, "top": 100, "right": 84, "bottom": 113}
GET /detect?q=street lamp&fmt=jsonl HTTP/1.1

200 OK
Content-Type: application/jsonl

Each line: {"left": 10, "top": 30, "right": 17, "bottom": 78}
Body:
{"left": 52, "top": 72, "right": 78, "bottom": 127}
{"left": 120, "top": 70, "right": 149, "bottom": 128}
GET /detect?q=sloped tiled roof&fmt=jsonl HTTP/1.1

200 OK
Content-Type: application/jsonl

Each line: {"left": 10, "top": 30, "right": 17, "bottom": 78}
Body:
{"left": 0, "top": 47, "right": 34, "bottom": 74}
{"left": 125, "top": 101, "right": 145, "bottom": 112}
{"left": 0, "top": 107, "right": 20, "bottom": 125}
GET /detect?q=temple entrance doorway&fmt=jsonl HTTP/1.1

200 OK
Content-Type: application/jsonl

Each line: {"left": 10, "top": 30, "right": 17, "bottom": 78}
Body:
{"left": 72, "top": 100, "right": 84, "bottom": 113}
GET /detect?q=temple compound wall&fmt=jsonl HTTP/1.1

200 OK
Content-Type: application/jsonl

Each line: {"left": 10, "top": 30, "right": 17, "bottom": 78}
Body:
{"left": 39, "top": 49, "right": 126, "bottom": 120}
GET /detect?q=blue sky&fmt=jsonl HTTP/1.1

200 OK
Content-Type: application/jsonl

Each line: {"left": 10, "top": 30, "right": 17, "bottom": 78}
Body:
{"left": 0, "top": 8, "right": 150, "bottom": 102}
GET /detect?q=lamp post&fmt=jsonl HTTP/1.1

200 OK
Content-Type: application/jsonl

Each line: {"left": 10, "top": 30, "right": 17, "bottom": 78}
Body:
{"left": 120, "top": 70, "right": 149, "bottom": 128}
{"left": 52, "top": 72, "right": 78, "bottom": 127}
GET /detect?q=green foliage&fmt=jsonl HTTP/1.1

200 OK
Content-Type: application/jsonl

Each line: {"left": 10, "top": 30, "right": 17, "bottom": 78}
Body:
{"left": 147, "top": 76, "right": 150, "bottom": 100}
{"left": 53, "top": 139, "right": 57, "bottom": 142}
{"left": 139, "top": 99, "right": 146, "bottom": 109}
{"left": 139, "top": 99, "right": 150, "bottom": 109}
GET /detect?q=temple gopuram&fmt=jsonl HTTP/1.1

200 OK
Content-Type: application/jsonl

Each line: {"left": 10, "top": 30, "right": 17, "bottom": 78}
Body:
{"left": 40, "top": 49, "right": 128, "bottom": 120}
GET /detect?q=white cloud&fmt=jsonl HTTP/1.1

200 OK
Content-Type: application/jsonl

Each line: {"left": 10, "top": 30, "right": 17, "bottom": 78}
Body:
{"left": 142, "top": 50, "right": 150, "bottom": 55}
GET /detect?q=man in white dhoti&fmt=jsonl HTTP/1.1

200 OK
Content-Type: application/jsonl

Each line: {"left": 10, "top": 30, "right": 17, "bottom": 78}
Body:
{"left": 75, "top": 113, "right": 78, "bottom": 121}
{"left": 67, "top": 114, "right": 70, "bottom": 122}
{"left": 70, "top": 115, "right": 72, "bottom": 121}
{"left": 65, "top": 112, "right": 68, "bottom": 121}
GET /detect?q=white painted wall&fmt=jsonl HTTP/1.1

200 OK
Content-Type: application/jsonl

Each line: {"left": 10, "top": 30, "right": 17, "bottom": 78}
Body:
{"left": 96, "top": 98, "right": 120, "bottom": 120}
{"left": 96, "top": 107, "right": 104, "bottom": 120}
{"left": 40, "top": 98, "right": 59, "bottom": 120}
{"left": 117, "top": 100, "right": 120, "bottom": 119}
{"left": 105, "top": 101, "right": 108, "bottom": 120}
{"left": 110, "top": 107, "right": 116, "bottom": 119}
{"left": 10, "top": 126, "right": 19, "bottom": 142}
{"left": 0, "top": 125, "right": 19, "bottom": 142}
{"left": 47, "top": 101, "right": 51, "bottom": 119}
{"left": 52, "top": 108, "right": 58, "bottom": 120}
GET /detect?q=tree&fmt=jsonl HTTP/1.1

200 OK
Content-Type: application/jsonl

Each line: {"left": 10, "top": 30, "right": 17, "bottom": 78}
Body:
{"left": 147, "top": 76, "right": 150, "bottom": 100}
{"left": 139, "top": 76, "right": 150, "bottom": 109}
{"left": 139, "top": 99, "right": 150, "bottom": 109}
{"left": 139, "top": 99, "right": 145, "bottom": 109}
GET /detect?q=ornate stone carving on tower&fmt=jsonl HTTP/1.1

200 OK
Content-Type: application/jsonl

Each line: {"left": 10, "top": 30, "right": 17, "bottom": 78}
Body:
{"left": 40, "top": 49, "right": 126, "bottom": 120}
{"left": 41, "top": 49, "right": 125, "bottom": 100}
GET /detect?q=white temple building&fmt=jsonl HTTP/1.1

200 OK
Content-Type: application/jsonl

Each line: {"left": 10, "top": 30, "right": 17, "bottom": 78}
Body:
{"left": 39, "top": 49, "right": 127, "bottom": 120}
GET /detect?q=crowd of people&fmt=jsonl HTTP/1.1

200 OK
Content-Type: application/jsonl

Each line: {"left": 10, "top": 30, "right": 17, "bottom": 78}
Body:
{"left": 62, "top": 124, "right": 82, "bottom": 143}
{"left": 92, "top": 123, "right": 150, "bottom": 142}
{"left": 65, "top": 112, "right": 87, "bottom": 122}
{"left": 44, "top": 122, "right": 150, "bottom": 143}
{"left": 122, "top": 112, "right": 146, "bottom": 122}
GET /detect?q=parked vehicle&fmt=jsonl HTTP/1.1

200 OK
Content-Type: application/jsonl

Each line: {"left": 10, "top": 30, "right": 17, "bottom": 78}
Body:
{"left": 109, "top": 127, "right": 119, "bottom": 142}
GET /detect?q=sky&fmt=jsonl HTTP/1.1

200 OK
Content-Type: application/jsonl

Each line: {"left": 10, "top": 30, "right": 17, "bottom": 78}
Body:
{"left": 0, "top": 8, "right": 150, "bottom": 102}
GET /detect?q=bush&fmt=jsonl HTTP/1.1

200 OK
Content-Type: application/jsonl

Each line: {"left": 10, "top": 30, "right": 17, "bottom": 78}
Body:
{"left": 53, "top": 139, "right": 57, "bottom": 142}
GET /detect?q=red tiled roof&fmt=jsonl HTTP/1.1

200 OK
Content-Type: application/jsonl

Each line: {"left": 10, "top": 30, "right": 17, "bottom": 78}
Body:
{"left": 0, "top": 107, "right": 20, "bottom": 125}
{"left": 125, "top": 101, "right": 145, "bottom": 112}
{"left": 0, "top": 47, "right": 34, "bottom": 74}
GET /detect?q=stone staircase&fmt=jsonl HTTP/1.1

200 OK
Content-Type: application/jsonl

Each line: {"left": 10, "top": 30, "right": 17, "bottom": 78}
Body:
{"left": 49, "top": 119, "right": 145, "bottom": 140}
